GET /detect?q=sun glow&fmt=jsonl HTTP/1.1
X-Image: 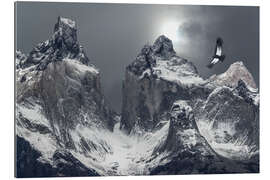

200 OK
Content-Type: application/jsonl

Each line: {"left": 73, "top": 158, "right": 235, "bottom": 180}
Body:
{"left": 159, "top": 20, "right": 181, "bottom": 43}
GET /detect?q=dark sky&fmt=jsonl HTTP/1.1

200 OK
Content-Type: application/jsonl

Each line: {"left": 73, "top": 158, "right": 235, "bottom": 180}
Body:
{"left": 16, "top": 2, "right": 259, "bottom": 113}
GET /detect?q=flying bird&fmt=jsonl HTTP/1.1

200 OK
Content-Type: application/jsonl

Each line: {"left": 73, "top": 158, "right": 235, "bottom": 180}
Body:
{"left": 207, "top": 37, "right": 226, "bottom": 68}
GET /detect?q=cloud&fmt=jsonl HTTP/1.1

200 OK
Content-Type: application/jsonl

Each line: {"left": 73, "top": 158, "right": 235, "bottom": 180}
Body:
{"left": 178, "top": 21, "right": 204, "bottom": 41}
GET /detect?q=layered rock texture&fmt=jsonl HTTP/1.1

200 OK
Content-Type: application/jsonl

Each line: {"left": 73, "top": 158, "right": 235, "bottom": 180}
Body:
{"left": 16, "top": 17, "right": 259, "bottom": 177}
{"left": 16, "top": 17, "right": 116, "bottom": 177}
{"left": 121, "top": 35, "right": 210, "bottom": 133}
{"left": 120, "top": 35, "right": 259, "bottom": 173}
{"left": 147, "top": 101, "right": 258, "bottom": 174}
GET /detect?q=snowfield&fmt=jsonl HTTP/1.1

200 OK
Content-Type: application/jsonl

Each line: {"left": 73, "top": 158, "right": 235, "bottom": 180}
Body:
{"left": 17, "top": 100, "right": 171, "bottom": 176}
{"left": 72, "top": 122, "right": 170, "bottom": 175}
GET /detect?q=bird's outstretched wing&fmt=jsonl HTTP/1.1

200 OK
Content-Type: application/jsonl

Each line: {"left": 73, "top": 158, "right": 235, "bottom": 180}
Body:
{"left": 207, "top": 57, "right": 219, "bottom": 69}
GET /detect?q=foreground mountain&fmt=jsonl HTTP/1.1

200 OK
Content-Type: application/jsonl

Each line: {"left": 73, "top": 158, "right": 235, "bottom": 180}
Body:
{"left": 16, "top": 17, "right": 116, "bottom": 177}
{"left": 195, "top": 77, "right": 259, "bottom": 160}
{"left": 16, "top": 17, "right": 259, "bottom": 177}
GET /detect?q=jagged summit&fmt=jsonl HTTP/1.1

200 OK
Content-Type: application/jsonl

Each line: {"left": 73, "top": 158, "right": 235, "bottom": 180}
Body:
{"left": 152, "top": 35, "right": 176, "bottom": 58}
{"left": 53, "top": 16, "right": 78, "bottom": 51}
{"left": 127, "top": 35, "right": 198, "bottom": 79}
{"left": 121, "top": 36, "right": 205, "bottom": 134}
{"left": 19, "top": 17, "right": 90, "bottom": 70}
{"left": 208, "top": 61, "right": 257, "bottom": 89}
{"left": 55, "top": 16, "right": 76, "bottom": 30}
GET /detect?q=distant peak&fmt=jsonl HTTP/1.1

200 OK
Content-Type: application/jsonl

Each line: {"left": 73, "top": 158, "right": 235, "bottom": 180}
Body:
{"left": 226, "top": 61, "right": 250, "bottom": 75}
{"left": 229, "top": 61, "right": 244, "bottom": 67}
{"left": 209, "top": 61, "right": 257, "bottom": 89}
{"left": 152, "top": 35, "right": 176, "bottom": 58}
{"left": 56, "top": 16, "right": 76, "bottom": 30}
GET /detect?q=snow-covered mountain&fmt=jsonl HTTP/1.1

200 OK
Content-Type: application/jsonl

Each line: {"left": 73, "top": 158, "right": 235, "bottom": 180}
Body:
{"left": 15, "top": 17, "right": 259, "bottom": 177}
{"left": 120, "top": 35, "right": 259, "bottom": 174}
{"left": 16, "top": 17, "right": 117, "bottom": 177}
{"left": 121, "top": 35, "right": 209, "bottom": 134}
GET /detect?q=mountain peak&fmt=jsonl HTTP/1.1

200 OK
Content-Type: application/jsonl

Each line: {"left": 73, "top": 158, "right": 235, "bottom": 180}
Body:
{"left": 20, "top": 16, "right": 90, "bottom": 70}
{"left": 152, "top": 35, "right": 176, "bottom": 58}
{"left": 55, "top": 16, "right": 76, "bottom": 31}
{"left": 227, "top": 61, "right": 245, "bottom": 71}
{"left": 209, "top": 61, "right": 257, "bottom": 89}
{"left": 53, "top": 16, "right": 78, "bottom": 51}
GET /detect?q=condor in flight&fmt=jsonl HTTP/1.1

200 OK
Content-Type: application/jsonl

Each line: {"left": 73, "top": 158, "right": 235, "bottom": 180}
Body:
{"left": 207, "top": 37, "right": 226, "bottom": 68}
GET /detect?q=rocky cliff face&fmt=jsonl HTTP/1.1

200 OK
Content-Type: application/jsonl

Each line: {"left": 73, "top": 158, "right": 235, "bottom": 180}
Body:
{"left": 22, "top": 16, "right": 90, "bottom": 70}
{"left": 121, "top": 35, "right": 211, "bottom": 134}
{"left": 147, "top": 101, "right": 258, "bottom": 174}
{"left": 16, "top": 17, "right": 116, "bottom": 177}
{"left": 195, "top": 78, "right": 259, "bottom": 160}
{"left": 120, "top": 35, "right": 259, "bottom": 173}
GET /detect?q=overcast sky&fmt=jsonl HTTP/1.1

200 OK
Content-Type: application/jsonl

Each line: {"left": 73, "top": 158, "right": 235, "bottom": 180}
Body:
{"left": 16, "top": 2, "right": 259, "bottom": 112}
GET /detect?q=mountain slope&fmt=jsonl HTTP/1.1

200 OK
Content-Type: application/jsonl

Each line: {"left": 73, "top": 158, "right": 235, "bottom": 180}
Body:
{"left": 16, "top": 17, "right": 117, "bottom": 177}
{"left": 120, "top": 35, "right": 259, "bottom": 173}
{"left": 16, "top": 18, "right": 259, "bottom": 177}
{"left": 121, "top": 35, "right": 210, "bottom": 134}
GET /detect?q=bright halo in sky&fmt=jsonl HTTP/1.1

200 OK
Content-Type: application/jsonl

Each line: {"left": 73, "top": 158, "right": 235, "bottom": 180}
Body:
{"left": 159, "top": 20, "right": 181, "bottom": 43}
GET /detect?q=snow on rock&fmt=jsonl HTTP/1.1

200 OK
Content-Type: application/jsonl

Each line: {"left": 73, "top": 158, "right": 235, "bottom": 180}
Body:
{"left": 121, "top": 35, "right": 209, "bottom": 134}
{"left": 21, "top": 16, "right": 91, "bottom": 70}
{"left": 63, "top": 121, "right": 170, "bottom": 176}
{"left": 208, "top": 61, "right": 257, "bottom": 89}
{"left": 59, "top": 16, "right": 76, "bottom": 28}
{"left": 194, "top": 81, "right": 259, "bottom": 160}
{"left": 147, "top": 100, "right": 251, "bottom": 175}
{"left": 16, "top": 50, "right": 27, "bottom": 69}
{"left": 152, "top": 59, "right": 205, "bottom": 87}
{"left": 16, "top": 17, "right": 117, "bottom": 177}
{"left": 63, "top": 58, "right": 99, "bottom": 75}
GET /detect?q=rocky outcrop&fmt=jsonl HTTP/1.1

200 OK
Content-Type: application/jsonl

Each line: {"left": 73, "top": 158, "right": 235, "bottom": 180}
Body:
{"left": 16, "top": 136, "right": 99, "bottom": 177}
{"left": 154, "top": 101, "right": 215, "bottom": 154}
{"left": 148, "top": 101, "right": 258, "bottom": 174}
{"left": 16, "top": 50, "right": 27, "bottom": 69}
{"left": 21, "top": 16, "right": 90, "bottom": 70}
{"left": 121, "top": 35, "right": 210, "bottom": 134}
{"left": 16, "top": 16, "right": 115, "bottom": 129}
{"left": 16, "top": 17, "right": 116, "bottom": 177}
{"left": 120, "top": 35, "right": 259, "bottom": 173}
{"left": 194, "top": 79, "right": 259, "bottom": 158}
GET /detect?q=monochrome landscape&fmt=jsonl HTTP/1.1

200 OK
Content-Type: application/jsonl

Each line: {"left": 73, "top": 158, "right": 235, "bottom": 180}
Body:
{"left": 15, "top": 3, "right": 259, "bottom": 177}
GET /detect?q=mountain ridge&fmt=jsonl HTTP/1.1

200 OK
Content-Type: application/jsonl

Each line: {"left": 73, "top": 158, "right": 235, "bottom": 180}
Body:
{"left": 16, "top": 17, "right": 259, "bottom": 177}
